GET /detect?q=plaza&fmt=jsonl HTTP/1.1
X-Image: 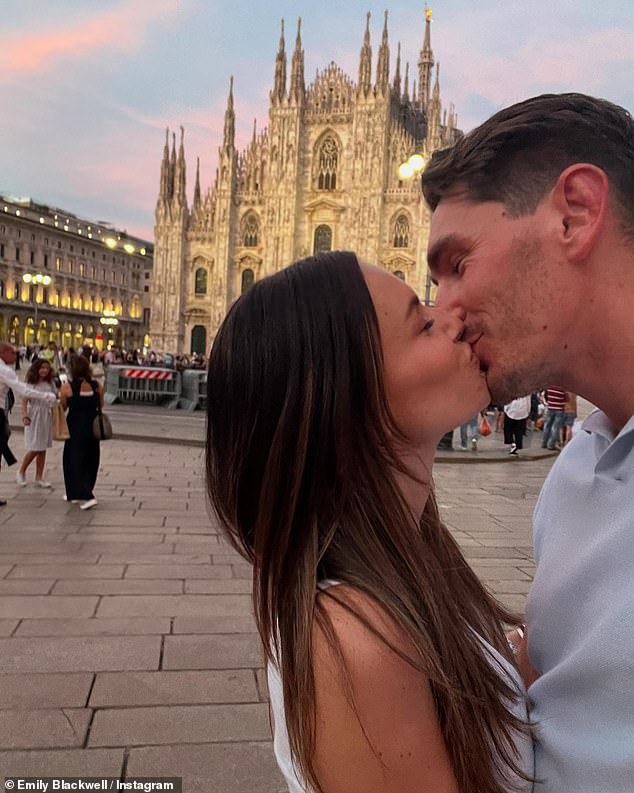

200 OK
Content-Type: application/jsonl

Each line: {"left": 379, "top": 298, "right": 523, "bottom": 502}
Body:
{"left": 0, "top": 425, "right": 555, "bottom": 791}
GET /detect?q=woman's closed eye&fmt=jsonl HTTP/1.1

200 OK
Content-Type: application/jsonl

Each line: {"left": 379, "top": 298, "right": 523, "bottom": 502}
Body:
{"left": 421, "top": 318, "right": 434, "bottom": 333}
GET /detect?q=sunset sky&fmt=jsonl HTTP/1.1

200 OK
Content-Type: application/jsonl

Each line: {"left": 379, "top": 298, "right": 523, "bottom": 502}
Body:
{"left": 2, "top": 0, "right": 633, "bottom": 240}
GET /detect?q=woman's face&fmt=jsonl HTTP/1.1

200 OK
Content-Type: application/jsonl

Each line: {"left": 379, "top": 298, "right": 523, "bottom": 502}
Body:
{"left": 362, "top": 265, "right": 490, "bottom": 447}
{"left": 39, "top": 363, "right": 51, "bottom": 380}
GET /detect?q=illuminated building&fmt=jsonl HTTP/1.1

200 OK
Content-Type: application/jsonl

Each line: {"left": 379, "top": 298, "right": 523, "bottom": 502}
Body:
{"left": 0, "top": 194, "right": 153, "bottom": 350}
{"left": 153, "top": 8, "right": 459, "bottom": 353}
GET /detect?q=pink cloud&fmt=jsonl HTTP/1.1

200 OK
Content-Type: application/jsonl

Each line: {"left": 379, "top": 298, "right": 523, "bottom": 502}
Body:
{"left": 0, "top": 0, "right": 182, "bottom": 75}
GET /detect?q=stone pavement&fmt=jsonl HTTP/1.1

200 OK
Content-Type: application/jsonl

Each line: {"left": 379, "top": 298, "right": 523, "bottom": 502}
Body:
{"left": 0, "top": 434, "right": 556, "bottom": 791}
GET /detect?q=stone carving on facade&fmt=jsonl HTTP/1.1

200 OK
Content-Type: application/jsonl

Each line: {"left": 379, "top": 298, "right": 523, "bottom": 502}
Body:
{"left": 151, "top": 9, "right": 461, "bottom": 354}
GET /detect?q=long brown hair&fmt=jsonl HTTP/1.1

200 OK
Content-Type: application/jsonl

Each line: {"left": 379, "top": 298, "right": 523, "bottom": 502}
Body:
{"left": 25, "top": 358, "right": 54, "bottom": 385}
{"left": 206, "top": 252, "right": 530, "bottom": 793}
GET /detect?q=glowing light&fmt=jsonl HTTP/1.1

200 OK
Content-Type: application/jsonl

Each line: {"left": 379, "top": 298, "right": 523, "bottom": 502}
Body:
{"left": 42, "top": 275, "right": 52, "bottom": 286}
{"left": 426, "top": 6, "right": 432, "bottom": 22}
{"left": 15, "top": 210, "right": 20, "bottom": 216}
{"left": 22, "top": 273, "right": 32, "bottom": 284}
{"left": 104, "top": 237, "right": 117, "bottom": 249}
{"left": 140, "top": 248, "right": 146, "bottom": 256}
{"left": 63, "top": 224, "right": 69, "bottom": 231}
{"left": 409, "top": 154, "right": 425, "bottom": 171}
{"left": 123, "top": 243, "right": 135, "bottom": 254}
{"left": 100, "top": 316, "right": 119, "bottom": 326}
{"left": 39, "top": 218, "right": 45, "bottom": 224}
{"left": 398, "top": 162, "right": 415, "bottom": 180}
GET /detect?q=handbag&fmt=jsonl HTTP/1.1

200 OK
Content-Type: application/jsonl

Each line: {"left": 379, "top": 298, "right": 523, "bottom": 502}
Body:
{"left": 91, "top": 381, "right": 113, "bottom": 441}
{"left": 52, "top": 402, "right": 70, "bottom": 441}
{"left": 478, "top": 414, "right": 492, "bottom": 436}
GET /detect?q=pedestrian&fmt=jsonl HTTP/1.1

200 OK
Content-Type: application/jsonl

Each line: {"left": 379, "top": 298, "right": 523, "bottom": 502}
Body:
{"left": 459, "top": 413, "right": 479, "bottom": 451}
{"left": 503, "top": 395, "right": 531, "bottom": 456}
{"left": 59, "top": 354, "right": 103, "bottom": 510}
{"left": 561, "top": 391, "right": 578, "bottom": 446}
{"left": 206, "top": 253, "right": 533, "bottom": 793}
{"left": 423, "top": 92, "right": 634, "bottom": 792}
{"left": 0, "top": 343, "right": 57, "bottom": 505}
{"left": 16, "top": 358, "right": 57, "bottom": 488}
{"left": 540, "top": 387, "right": 566, "bottom": 450}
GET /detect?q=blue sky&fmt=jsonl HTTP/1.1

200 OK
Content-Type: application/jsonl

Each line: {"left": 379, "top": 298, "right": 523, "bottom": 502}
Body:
{"left": 1, "top": 0, "right": 633, "bottom": 240}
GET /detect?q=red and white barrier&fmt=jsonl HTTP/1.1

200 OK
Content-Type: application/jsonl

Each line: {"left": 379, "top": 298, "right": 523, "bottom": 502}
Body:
{"left": 123, "top": 368, "right": 173, "bottom": 380}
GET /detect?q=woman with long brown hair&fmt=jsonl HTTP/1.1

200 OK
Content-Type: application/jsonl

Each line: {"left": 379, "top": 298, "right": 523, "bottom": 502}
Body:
{"left": 206, "top": 252, "right": 533, "bottom": 793}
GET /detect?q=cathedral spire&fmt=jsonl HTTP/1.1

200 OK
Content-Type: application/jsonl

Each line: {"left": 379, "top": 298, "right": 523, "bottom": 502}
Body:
{"left": 403, "top": 61, "right": 410, "bottom": 102}
{"left": 272, "top": 19, "right": 287, "bottom": 104}
{"left": 358, "top": 12, "right": 372, "bottom": 97}
{"left": 418, "top": 5, "right": 434, "bottom": 108}
{"left": 173, "top": 125, "right": 187, "bottom": 207}
{"left": 168, "top": 131, "right": 176, "bottom": 198}
{"left": 223, "top": 76, "right": 235, "bottom": 150}
{"left": 392, "top": 42, "right": 401, "bottom": 98}
{"left": 252, "top": 117, "right": 257, "bottom": 146}
{"left": 427, "top": 62, "right": 442, "bottom": 148}
{"left": 159, "top": 127, "right": 171, "bottom": 201}
{"left": 192, "top": 156, "right": 201, "bottom": 211}
{"left": 290, "top": 17, "right": 305, "bottom": 102}
{"left": 375, "top": 10, "right": 390, "bottom": 92}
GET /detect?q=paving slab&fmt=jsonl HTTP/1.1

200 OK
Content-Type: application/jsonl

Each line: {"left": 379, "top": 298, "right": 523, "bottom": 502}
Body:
{"left": 162, "top": 634, "right": 262, "bottom": 670}
{"left": 0, "top": 708, "right": 92, "bottom": 750}
{"left": 0, "top": 672, "right": 93, "bottom": 708}
{"left": 126, "top": 743, "right": 286, "bottom": 793}
{"left": 14, "top": 617, "right": 171, "bottom": 637}
{"left": 90, "top": 670, "right": 259, "bottom": 707}
{"left": 0, "top": 635, "right": 161, "bottom": 672}
{"left": 0, "top": 748, "right": 125, "bottom": 776}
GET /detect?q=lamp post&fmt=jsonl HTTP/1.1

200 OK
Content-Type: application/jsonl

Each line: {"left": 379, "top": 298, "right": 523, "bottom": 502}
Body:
{"left": 22, "top": 272, "right": 52, "bottom": 346}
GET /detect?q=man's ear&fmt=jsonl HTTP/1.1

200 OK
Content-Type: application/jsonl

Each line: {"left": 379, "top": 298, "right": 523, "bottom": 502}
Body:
{"left": 550, "top": 164, "right": 609, "bottom": 262}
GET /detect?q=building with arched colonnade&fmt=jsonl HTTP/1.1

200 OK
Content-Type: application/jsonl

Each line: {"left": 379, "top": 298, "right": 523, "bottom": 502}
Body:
{"left": 0, "top": 194, "right": 153, "bottom": 352}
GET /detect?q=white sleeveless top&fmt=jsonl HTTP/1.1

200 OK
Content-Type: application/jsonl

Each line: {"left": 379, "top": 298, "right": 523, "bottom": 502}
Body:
{"left": 267, "top": 581, "right": 534, "bottom": 792}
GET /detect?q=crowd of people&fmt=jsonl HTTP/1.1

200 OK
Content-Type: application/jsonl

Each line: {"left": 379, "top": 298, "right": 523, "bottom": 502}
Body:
{"left": 459, "top": 389, "right": 579, "bottom": 455}
{"left": 0, "top": 342, "right": 104, "bottom": 509}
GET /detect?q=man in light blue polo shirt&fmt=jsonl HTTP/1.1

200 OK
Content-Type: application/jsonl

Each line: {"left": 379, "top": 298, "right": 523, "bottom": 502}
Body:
{"left": 422, "top": 93, "right": 634, "bottom": 791}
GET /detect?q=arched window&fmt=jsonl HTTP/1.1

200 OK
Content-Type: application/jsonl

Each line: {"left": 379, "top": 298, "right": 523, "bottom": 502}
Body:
{"left": 241, "top": 214, "right": 259, "bottom": 247}
{"left": 317, "top": 136, "right": 338, "bottom": 190}
{"left": 241, "top": 268, "right": 255, "bottom": 294}
{"left": 313, "top": 225, "right": 332, "bottom": 255}
{"left": 194, "top": 268, "right": 208, "bottom": 295}
{"left": 393, "top": 270, "right": 405, "bottom": 281}
{"left": 393, "top": 214, "right": 410, "bottom": 248}
{"left": 191, "top": 325, "right": 207, "bottom": 355}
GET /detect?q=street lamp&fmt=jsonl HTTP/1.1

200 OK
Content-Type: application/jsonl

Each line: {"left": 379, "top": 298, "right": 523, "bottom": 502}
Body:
{"left": 22, "top": 272, "right": 53, "bottom": 346}
{"left": 100, "top": 310, "right": 119, "bottom": 350}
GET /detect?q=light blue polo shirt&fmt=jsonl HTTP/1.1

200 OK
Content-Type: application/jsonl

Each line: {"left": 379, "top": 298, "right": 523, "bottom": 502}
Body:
{"left": 526, "top": 410, "right": 634, "bottom": 792}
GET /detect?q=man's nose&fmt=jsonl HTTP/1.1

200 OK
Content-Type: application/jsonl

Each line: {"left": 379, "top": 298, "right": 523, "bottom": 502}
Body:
{"left": 434, "top": 308, "right": 465, "bottom": 340}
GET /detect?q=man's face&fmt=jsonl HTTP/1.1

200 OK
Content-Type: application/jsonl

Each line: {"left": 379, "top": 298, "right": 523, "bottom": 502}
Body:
{"left": 0, "top": 346, "right": 17, "bottom": 365}
{"left": 428, "top": 196, "right": 562, "bottom": 403}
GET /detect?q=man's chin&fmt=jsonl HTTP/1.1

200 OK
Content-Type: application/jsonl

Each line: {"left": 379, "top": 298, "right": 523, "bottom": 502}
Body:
{"left": 485, "top": 370, "right": 523, "bottom": 406}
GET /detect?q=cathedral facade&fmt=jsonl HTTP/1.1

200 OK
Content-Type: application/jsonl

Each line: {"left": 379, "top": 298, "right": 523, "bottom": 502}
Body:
{"left": 151, "top": 10, "right": 460, "bottom": 354}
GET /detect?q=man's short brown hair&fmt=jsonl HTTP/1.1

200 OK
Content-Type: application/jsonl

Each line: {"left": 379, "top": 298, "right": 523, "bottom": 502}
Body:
{"left": 422, "top": 93, "right": 634, "bottom": 240}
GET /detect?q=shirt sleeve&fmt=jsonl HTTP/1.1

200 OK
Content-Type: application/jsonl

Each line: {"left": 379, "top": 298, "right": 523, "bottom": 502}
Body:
{"left": 0, "top": 368, "right": 56, "bottom": 404}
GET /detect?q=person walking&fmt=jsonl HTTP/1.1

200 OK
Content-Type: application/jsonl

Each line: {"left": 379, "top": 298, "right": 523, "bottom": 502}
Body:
{"left": 423, "top": 92, "right": 634, "bottom": 792}
{"left": 541, "top": 387, "right": 566, "bottom": 450}
{"left": 561, "top": 392, "right": 578, "bottom": 447}
{"left": 503, "top": 395, "right": 531, "bottom": 456}
{"left": 59, "top": 354, "right": 103, "bottom": 510}
{"left": 0, "top": 343, "right": 57, "bottom": 505}
{"left": 16, "top": 358, "right": 57, "bottom": 488}
{"left": 459, "top": 414, "right": 479, "bottom": 451}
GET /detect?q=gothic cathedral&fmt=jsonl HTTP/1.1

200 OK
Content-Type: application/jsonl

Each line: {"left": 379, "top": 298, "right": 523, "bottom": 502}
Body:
{"left": 151, "top": 10, "right": 460, "bottom": 354}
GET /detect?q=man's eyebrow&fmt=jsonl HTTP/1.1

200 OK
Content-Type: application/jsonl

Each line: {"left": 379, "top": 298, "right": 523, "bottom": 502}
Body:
{"left": 427, "top": 233, "right": 466, "bottom": 275}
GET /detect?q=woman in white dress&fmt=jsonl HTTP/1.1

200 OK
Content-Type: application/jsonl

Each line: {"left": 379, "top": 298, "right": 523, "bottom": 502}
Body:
{"left": 206, "top": 252, "right": 534, "bottom": 793}
{"left": 16, "top": 358, "right": 57, "bottom": 488}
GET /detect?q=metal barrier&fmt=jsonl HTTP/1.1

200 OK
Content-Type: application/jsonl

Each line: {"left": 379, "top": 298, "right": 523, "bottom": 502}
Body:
{"left": 179, "top": 369, "right": 207, "bottom": 412}
{"left": 105, "top": 365, "right": 181, "bottom": 409}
